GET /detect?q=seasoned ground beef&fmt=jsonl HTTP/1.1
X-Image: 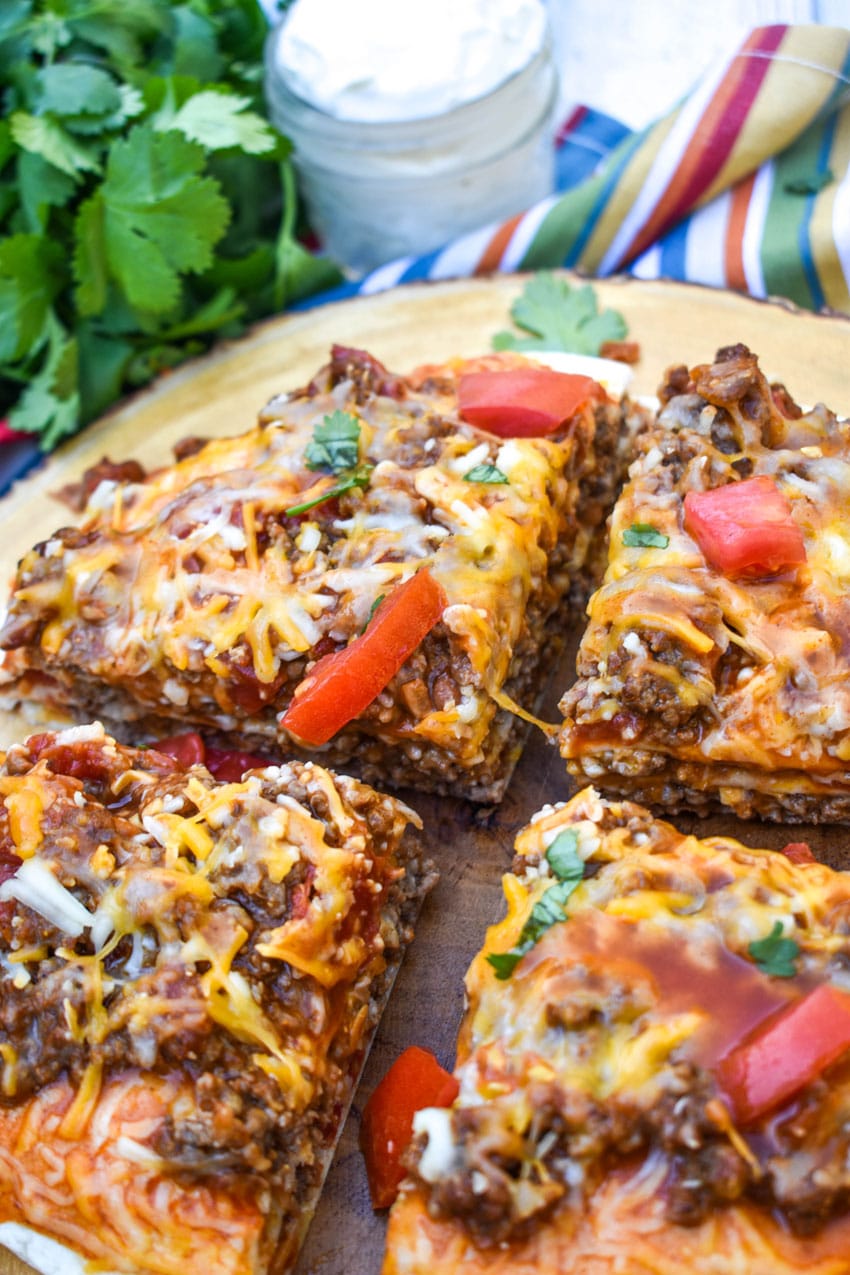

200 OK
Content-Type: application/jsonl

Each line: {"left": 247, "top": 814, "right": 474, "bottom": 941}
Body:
{"left": 0, "top": 727, "right": 433, "bottom": 1212}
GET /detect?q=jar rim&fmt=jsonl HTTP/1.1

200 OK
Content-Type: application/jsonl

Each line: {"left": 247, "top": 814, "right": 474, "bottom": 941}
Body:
{"left": 265, "top": 25, "right": 555, "bottom": 135}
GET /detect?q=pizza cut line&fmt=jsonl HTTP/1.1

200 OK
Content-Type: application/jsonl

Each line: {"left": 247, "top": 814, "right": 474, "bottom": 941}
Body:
{"left": 383, "top": 786, "right": 850, "bottom": 1274}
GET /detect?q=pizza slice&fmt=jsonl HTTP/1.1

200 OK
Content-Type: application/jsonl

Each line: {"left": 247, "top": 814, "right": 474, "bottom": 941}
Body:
{"left": 559, "top": 342, "right": 850, "bottom": 822}
{"left": 382, "top": 786, "right": 850, "bottom": 1274}
{"left": 0, "top": 722, "right": 433, "bottom": 1275}
{"left": 0, "top": 346, "right": 646, "bottom": 802}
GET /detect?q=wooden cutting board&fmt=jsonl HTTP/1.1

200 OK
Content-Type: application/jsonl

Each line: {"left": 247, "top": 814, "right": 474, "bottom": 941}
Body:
{"left": 1, "top": 274, "right": 849, "bottom": 1275}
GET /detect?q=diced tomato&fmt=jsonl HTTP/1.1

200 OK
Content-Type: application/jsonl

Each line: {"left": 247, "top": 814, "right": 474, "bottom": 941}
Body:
{"left": 717, "top": 983, "right": 850, "bottom": 1124}
{"left": 683, "top": 476, "right": 806, "bottom": 578}
{"left": 359, "top": 1046, "right": 459, "bottom": 1210}
{"left": 152, "top": 732, "right": 206, "bottom": 768}
{"left": 781, "top": 841, "right": 815, "bottom": 865}
{"left": 205, "top": 747, "right": 277, "bottom": 781}
{"left": 280, "top": 568, "right": 447, "bottom": 746}
{"left": 457, "top": 368, "right": 601, "bottom": 437}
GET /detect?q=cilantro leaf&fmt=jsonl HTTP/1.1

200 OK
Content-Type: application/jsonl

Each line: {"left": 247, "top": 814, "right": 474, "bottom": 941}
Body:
{"left": 622, "top": 523, "right": 669, "bottom": 548}
{"left": 464, "top": 462, "right": 508, "bottom": 484}
{"left": 76, "top": 326, "right": 134, "bottom": 421}
{"left": 0, "top": 233, "right": 61, "bottom": 362}
{"left": 748, "top": 921, "right": 799, "bottom": 978}
{"left": 80, "top": 123, "right": 230, "bottom": 315}
{"left": 0, "top": 0, "right": 338, "bottom": 450}
{"left": 493, "top": 273, "right": 627, "bottom": 356}
{"left": 284, "top": 463, "right": 374, "bottom": 518}
{"left": 8, "top": 312, "right": 80, "bottom": 449}
{"left": 65, "top": 1, "right": 169, "bottom": 70}
{"left": 39, "top": 63, "right": 122, "bottom": 121}
{"left": 161, "top": 91, "right": 279, "bottom": 155}
{"left": 10, "top": 111, "right": 101, "bottom": 179}
{"left": 305, "top": 411, "right": 362, "bottom": 473}
{"left": 17, "top": 152, "right": 77, "bottom": 231}
{"left": 546, "top": 828, "right": 583, "bottom": 882}
{"left": 73, "top": 193, "right": 109, "bottom": 316}
{"left": 165, "top": 7, "right": 223, "bottom": 81}
{"left": 487, "top": 830, "right": 586, "bottom": 980}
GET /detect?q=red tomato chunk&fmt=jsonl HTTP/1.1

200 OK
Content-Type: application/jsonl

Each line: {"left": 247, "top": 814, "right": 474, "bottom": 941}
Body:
{"left": 457, "top": 367, "right": 601, "bottom": 437}
{"left": 280, "top": 568, "right": 447, "bottom": 746}
{"left": 683, "top": 475, "right": 806, "bottom": 578}
{"left": 717, "top": 983, "right": 850, "bottom": 1125}
{"left": 359, "top": 1045, "right": 459, "bottom": 1210}
{"left": 153, "top": 732, "right": 206, "bottom": 768}
{"left": 781, "top": 841, "right": 815, "bottom": 865}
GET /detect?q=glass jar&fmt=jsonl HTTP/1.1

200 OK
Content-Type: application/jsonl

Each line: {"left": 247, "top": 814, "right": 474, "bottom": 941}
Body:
{"left": 264, "top": 20, "right": 559, "bottom": 275}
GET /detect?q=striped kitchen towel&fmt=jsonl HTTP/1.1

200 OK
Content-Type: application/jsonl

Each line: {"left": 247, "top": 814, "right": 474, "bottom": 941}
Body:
{"left": 314, "top": 23, "right": 850, "bottom": 315}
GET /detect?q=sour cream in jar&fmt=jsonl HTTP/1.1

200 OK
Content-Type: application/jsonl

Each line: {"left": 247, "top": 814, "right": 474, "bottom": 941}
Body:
{"left": 265, "top": 0, "right": 558, "bottom": 274}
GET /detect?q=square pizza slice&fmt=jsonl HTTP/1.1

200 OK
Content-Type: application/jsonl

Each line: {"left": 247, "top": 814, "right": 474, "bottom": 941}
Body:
{"left": 382, "top": 786, "right": 850, "bottom": 1274}
{"left": 0, "top": 722, "right": 433, "bottom": 1275}
{"left": 0, "top": 347, "right": 646, "bottom": 802}
{"left": 560, "top": 342, "right": 850, "bottom": 822}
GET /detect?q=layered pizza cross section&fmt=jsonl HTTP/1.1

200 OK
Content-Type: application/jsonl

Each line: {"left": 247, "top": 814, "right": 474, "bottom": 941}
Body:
{"left": 560, "top": 342, "right": 850, "bottom": 822}
{"left": 0, "top": 347, "right": 644, "bottom": 802}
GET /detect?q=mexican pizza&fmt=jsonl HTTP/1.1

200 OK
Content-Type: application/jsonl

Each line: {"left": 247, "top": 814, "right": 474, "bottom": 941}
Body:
{"left": 560, "top": 342, "right": 850, "bottom": 822}
{"left": 0, "top": 347, "right": 645, "bottom": 802}
{"left": 0, "top": 722, "right": 433, "bottom": 1274}
{"left": 383, "top": 786, "right": 850, "bottom": 1274}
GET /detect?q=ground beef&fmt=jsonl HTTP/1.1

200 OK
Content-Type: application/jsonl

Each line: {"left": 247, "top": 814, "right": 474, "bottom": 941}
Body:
{"left": 416, "top": 1052, "right": 850, "bottom": 1245}
{"left": 0, "top": 734, "right": 429, "bottom": 1207}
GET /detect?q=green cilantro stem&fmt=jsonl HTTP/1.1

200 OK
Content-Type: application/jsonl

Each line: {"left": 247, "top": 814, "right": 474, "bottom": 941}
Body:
{"left": 284, "top": 463, "right": 373, "bottom": 517}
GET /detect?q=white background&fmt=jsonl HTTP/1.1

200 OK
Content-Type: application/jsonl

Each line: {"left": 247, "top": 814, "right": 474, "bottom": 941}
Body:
{"left": 547, "top": 0, "right": 850, "bottom": 127}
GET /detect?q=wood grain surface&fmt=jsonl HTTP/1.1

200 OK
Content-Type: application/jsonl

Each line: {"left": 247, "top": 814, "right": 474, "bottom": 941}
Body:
{"left": 1, "top": 274, "right": 849, "bottom": 1275}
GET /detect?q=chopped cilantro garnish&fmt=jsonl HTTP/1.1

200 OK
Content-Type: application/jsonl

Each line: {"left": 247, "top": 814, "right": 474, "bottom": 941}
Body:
{"left": 622, "top": 523, "right": 669, "bottom": 549}
{"left": 748, "top": 921, "right": 800, "bottom": 978}
{"left": 464, "top": 462, "right": 508, "bottom": 484}
{"left": 492, "top": 272, "right": 627, "bottom": 357}
{"left": 487, "top": 828, "right": 585, "bottom": 980}
{"left": 284, "top": 463, "right": 373, "bottom": 517}
{"left": 293, "top": 413, "right": 371, "bottom": 515}
{"left": 545, "top": 828, "right": 584, "bottom": 882}
{"left": 305, "top": 411, "right": 362, "bottom": 474}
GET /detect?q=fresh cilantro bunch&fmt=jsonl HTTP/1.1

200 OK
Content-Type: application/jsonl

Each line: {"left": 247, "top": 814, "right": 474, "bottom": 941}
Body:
{"left": 0, "top": 0, "right": 341, "bottom": 449}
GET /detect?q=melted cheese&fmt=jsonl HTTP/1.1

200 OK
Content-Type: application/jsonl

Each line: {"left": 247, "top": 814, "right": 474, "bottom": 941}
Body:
{"left": 562, "top": 366, "right": 850, "bottom": 794}
{"left": 0, "top": 734, "right": 416, "bottom": 1124}
{"left": 5, "top": 360, "right": 606, "bottom": 756}
{"left": 418, "top": 787, "right": 850, "bottom": 1218}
